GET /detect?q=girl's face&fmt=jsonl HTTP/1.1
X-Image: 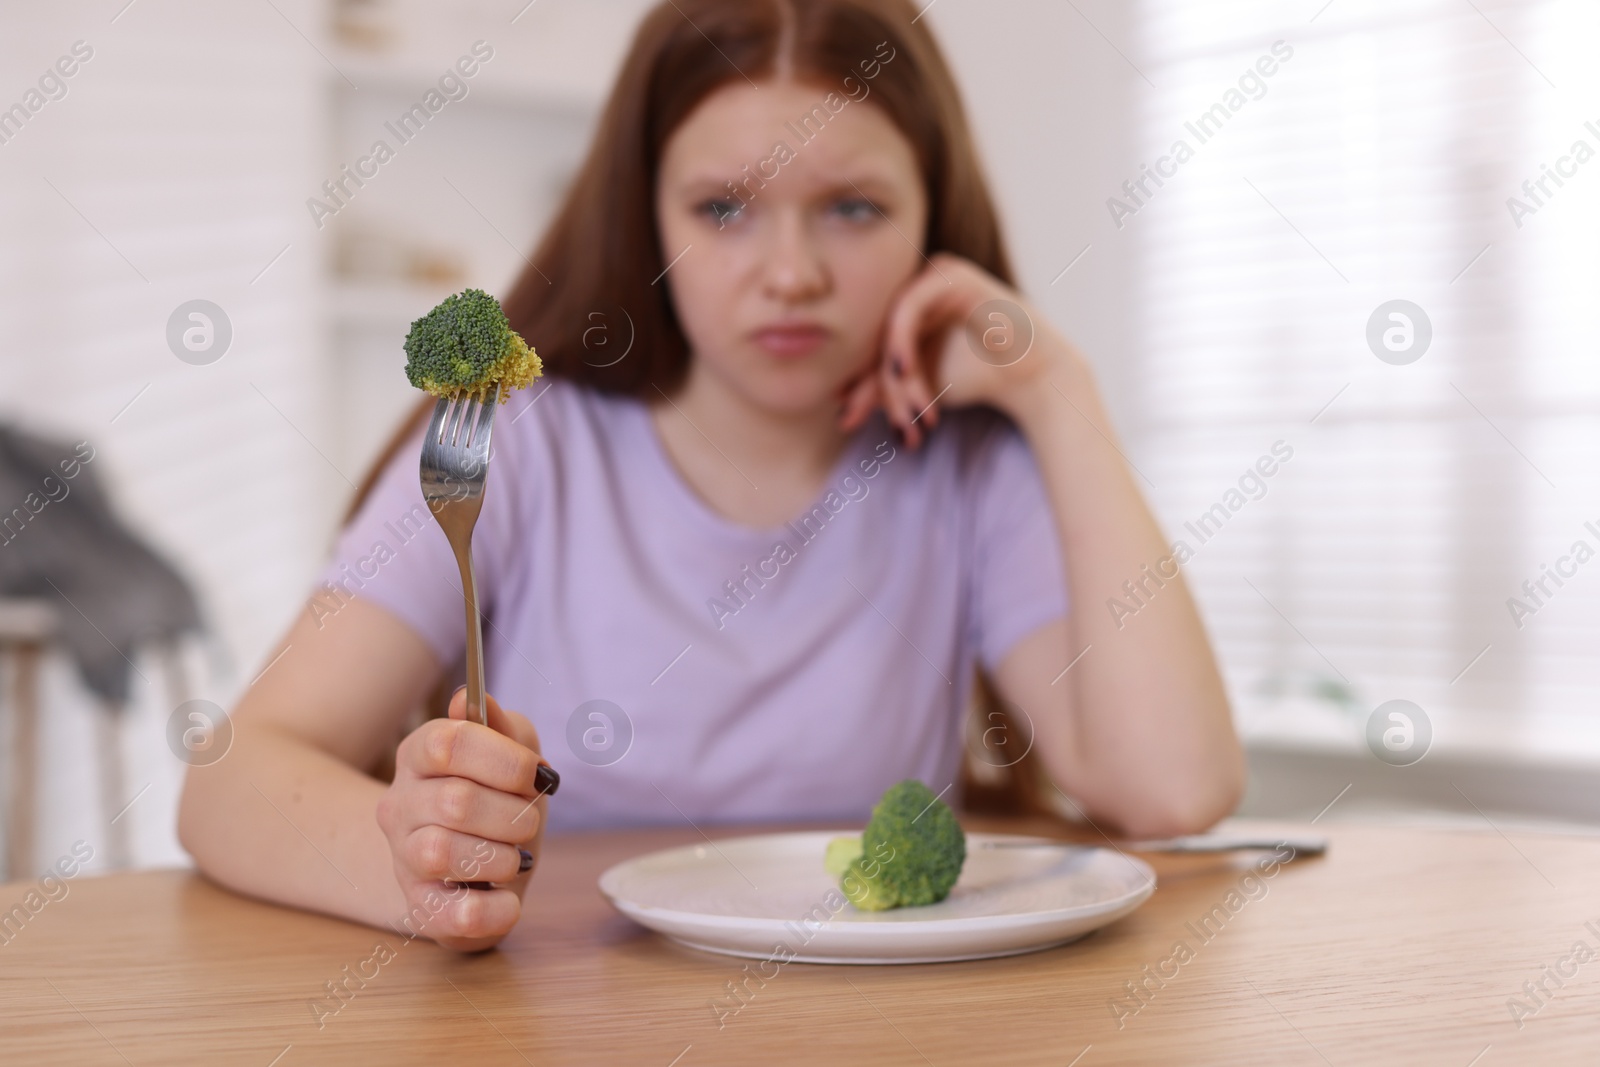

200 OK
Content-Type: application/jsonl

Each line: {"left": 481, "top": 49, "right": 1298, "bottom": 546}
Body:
{"left": 656, "top": 79, "right": 928, "bottom": 417}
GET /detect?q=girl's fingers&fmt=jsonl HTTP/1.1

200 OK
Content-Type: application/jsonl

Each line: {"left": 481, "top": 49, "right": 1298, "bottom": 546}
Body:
{"left": 883, "top": 264, "right": 954, "bottom": 382}
{"left": 412, "top": 776, "right": 543, "bottom": 845}
{"left": 838, "top": 371, "right": 881, "bottom": 431}
{"left": 401, "top": 715, "right": 544, "bottom": 799}
{"left": 407, "top": 880, "right": 524, "bottom": 945}
{"left": 448, "top": 688, "right": 544, "bottom": 755}
{"left": 445, "top": 689, "right": 555, "bottom": 798}
{"left": 481, "top": 701, "right": 558, "bottom": 800}
{"left": 901, "top": 343, "right": 939, "bottom": 430}
{"left": 381, "top": 691, "right": 550, "bottom": 950}
{"left": 882, "top": 324, "right": 942, "bottom": 449}
{"left": 883, "top": 262, "right": 968, "bottom": 445}
{"left": 880, "top": 360, "right": 922, "bottom": 449}
{"left": 403, "top": 824, "right": 527, "bottom": 884}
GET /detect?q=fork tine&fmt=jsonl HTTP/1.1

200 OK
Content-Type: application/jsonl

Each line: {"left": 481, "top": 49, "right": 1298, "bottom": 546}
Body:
{"left": 421, "top": 387, "right": 498, "bottom": 457}
{"left": 440, "top": 395, "right": 454, "bottom": 446}
{"left": 426, "top": 396, "right": 450, "bottom": 446}
{"left": 469, "top": 386, "right": 497, "bottom": 449}
{"left": 459, "top": 394, "right": 480, "bottom": 450}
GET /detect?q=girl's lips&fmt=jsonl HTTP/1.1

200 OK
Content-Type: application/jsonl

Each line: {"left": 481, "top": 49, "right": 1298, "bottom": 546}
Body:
{"left": 752, "top": 324, "right": 830, "bottom": 357}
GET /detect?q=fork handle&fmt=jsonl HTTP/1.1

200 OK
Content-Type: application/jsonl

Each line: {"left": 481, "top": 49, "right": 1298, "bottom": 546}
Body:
{"left": 450, "top": 541, "right": 488, "bottom": 728}
{"left": 445, "top": 540, "right": 491, "bottom": 895}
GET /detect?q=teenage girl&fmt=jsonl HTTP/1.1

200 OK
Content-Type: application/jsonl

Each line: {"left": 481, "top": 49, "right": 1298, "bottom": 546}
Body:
{"left": 180, "top": 0, "right": 1242, "bottom": 952}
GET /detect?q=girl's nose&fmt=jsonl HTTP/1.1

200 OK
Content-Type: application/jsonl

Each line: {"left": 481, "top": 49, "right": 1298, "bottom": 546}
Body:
{"left": 759, "top": 210, "right": 830, "bottom": 303}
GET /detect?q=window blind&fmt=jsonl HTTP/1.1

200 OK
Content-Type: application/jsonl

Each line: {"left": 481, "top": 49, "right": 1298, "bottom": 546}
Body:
{"left": 1130, "top": 0, "right": 1600, "bottom": 761}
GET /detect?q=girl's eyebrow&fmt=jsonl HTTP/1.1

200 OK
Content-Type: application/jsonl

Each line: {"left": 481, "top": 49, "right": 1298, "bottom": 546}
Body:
{"left": 808, "top": 176, "right": 903, "bottom": 206}
{"left": 671, "top": 173, "right": 750, "bottom": 196}
{"left": 826, "top": 173, "right": 898, "bottom": 195}
{"left": 669, "top": 165, "right": 908, "bottom": 199}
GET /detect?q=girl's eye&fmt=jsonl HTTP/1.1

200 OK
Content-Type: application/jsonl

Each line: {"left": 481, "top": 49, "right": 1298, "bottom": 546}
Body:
{"left": 698, "top": 198, "right": 745, "bottom": 226}
{"left": 830, "top": 197, "right": 882, "bottom": 223}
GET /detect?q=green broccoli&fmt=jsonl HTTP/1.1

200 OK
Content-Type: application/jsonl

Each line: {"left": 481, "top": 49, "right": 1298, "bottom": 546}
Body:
{"left": 824, "top": 836, "right": 864, "bottom": 878}
{"left": 825, "top": 780, "right": 967, "bottom": 912}
{"left": 403, "top": 288, "right": 541, "bottom": 402}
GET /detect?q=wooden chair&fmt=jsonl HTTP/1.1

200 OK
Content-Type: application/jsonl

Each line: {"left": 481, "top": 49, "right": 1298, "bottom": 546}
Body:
{"left": 0, "top": 599, "right": 197, "bottom": 879}
{"left": 0, "top": 598, "right": 57, "bottom": 882}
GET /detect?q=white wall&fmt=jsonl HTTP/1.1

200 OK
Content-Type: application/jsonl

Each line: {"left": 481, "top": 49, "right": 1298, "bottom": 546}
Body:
{"left": 927, "top": 0, "right": 1143, "bottom": 425}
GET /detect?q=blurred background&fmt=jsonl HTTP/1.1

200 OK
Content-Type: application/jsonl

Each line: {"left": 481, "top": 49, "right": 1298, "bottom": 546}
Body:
{"left": 0, "top": 0, "right": 1596, "bottom": 877}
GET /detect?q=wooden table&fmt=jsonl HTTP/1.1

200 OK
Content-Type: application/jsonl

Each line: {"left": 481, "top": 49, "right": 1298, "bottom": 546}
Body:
{"left": 2, "top": 815, "right": 1597, "bottom": 1065}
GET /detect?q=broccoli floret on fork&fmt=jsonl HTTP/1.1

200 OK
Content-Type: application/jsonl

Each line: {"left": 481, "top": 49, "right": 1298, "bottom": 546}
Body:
{"left": 403, "top": 288, "right": 541, "bottom": 401}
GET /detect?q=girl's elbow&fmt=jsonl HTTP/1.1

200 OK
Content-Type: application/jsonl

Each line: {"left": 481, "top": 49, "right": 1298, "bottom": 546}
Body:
{"left": 1129, "top": 751, "right": 1247, "bottom": 839}
{"left": 1171, "top": 749, "right": 1248, "bottom": 836}
{"left": 176, "top": 769, "right": 221, "bottom": 870}
{"left": 175, "top": 774, "right": 204, "bottom": 861}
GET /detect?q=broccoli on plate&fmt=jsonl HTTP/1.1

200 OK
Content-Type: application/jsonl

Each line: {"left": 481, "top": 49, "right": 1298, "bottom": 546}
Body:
{"left": 824, "top": 779, "right": 967, "bottom": 912}
{"left": 402, "top": 288, "right": 541, "bottom": 401}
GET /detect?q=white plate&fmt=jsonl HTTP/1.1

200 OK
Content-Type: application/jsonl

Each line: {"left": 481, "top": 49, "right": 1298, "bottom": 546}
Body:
{"left": 598, "top": 831, "right": 1156, "bottom": 964}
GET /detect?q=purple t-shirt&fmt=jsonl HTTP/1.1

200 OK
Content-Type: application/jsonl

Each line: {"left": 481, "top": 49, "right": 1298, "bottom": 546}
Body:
{"left": 322, "top": 379, "right": 1067, "bottom": 832}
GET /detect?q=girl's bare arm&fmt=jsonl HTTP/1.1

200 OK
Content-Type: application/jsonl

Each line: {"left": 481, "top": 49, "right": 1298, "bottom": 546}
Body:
{"left": 848, "top": 253, "right": 1245, "bottom": 837}
{"left": 990, "top": 367, "right": 1246, "bottom": 837}
{"left": 178, "top": 599, "right": 548, "bottom": 950}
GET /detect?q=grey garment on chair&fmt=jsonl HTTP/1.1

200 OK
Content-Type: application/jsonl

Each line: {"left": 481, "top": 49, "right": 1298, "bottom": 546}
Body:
{"left": 0, "top": 425, "right": 201, "bottom": 704}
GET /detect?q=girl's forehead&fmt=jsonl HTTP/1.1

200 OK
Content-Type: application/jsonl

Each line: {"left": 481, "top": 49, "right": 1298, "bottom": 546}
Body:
{"left": 660, "top": 79, "right": 918, "bottom": 188}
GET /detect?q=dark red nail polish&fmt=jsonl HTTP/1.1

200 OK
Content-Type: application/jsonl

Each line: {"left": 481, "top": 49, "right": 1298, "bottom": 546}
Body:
{"left": 518, "top": 848, "right": 534, "bottom": 873}
{"left": 535, "top": 763, "right": 560, "bottom": 797}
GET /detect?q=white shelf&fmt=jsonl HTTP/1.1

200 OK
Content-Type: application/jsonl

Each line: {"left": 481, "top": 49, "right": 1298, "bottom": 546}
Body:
{"left": 324, "top": 60, "right": 602, "bottom": 115}
{"left": 323, "top": 0, "right": 657, "bottom": 112}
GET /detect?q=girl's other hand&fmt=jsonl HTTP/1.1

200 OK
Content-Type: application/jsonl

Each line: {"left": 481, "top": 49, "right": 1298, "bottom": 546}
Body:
{"left": 375, "top": 689, "right": 552, "bottom": 951}
{"left": 837, "top": 253, "right": 1079, "bottom": 448}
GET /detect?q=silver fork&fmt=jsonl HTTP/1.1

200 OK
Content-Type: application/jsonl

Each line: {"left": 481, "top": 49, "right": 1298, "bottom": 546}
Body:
{"left": 419, "top": 384, "right": 499, "bottom": 729}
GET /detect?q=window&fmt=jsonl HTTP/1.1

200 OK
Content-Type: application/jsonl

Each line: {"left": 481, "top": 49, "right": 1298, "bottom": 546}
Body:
{"left": 1132, "top": 0, "right": 1600, "bottom": 761}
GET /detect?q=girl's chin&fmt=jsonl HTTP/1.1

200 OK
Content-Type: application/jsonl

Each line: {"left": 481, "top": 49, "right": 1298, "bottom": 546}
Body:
{"left": 709, "top": 359, "right": 864, "bottom": 417}
{"left": 743, "top": 373, "right": 855, "bottom": 419}
{"left": 692, "top": 350, "right": 876, "bottom": 420}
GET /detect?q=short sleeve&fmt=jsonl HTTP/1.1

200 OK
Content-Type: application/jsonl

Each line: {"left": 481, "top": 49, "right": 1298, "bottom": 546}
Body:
{"left": 967, "top": 423, "right": 1069, "bottom": 670}
{"left": 314, "top": 417, "right": 523, "bottom": 666}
